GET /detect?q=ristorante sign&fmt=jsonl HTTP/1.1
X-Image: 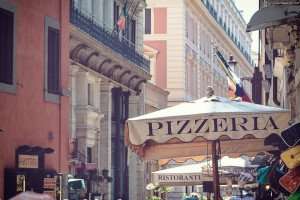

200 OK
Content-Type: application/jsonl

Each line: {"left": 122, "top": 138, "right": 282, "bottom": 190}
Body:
{"left": 157, "top": 174, "right": 202, "bottom": 183}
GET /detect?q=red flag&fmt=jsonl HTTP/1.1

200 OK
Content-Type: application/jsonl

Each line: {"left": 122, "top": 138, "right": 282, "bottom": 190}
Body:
{"left": 117, "top": 15, "right": 126, "bottom": 30}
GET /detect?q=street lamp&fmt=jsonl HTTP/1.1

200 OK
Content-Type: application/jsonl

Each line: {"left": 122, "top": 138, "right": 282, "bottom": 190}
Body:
{"left": 228, "top": 55, "right": 237, "bottom": 71}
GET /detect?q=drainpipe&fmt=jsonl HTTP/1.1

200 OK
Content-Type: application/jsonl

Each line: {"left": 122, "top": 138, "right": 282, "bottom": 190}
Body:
{"left": 58, "top": 0, "right": 63, "bottom": 172}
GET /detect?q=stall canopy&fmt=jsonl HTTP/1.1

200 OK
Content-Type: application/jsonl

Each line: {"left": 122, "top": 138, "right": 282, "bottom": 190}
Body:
{"left": 126, "top": 94, "right": 290, "bottom": 160}
{"left": 153, "top": 157, "right": 258, "bottom": 186}
{"left": 246, "top": 4, "right": 300, "bottom": 32}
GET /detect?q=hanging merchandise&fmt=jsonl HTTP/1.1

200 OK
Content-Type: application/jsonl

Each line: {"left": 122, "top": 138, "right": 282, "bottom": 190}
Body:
{"left": 281, "top": 123, "right": 300, "bottom": 147}
{"left": 257, "top": 166, "right": 271, "bottom": 185}
{"left": 267, "top": 159, "right": 289, "bottom": 196}
{"left": 281, "top": 145, "right": 300, "bottom": 169}
{"left": 279, "top": 166, "right": 300, "bottom": 193}
{"left": 288, "top": 191, "right": 300, "bottom": 200}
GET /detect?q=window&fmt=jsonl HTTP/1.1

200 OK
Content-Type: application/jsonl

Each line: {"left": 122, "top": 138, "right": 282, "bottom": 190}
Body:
{"left": 47, "top": 27, "right": 60, "bottom": 94}
{"left": 130, "top": 19, "right": 136, "bottom": 45}
{"left": 0, "top": 3, "right": 15, "bottom": 93}
{"left": 145, "top": 8, "right": 151, "bottom": 34}
{"left": 123, "top": 18, "right": 136, "bottom": 47}
{"left": 113, "top": 1, "right": 119, "bottom": 31}
{"left": 45, "top": 16, "right": 60, "bottom": 103}
{"left": 88, "top": 83, "right": 94, "bottom": 106}
{"left": 0, "top": 7, "right": 13, "bottom": 85}
{"left": 87, "top": 147, "right": 92, "bottom": 163}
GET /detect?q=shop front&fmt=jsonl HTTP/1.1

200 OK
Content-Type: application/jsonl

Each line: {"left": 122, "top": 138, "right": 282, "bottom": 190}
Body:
{"left": 4, "top": 145, "right": 63, "bottom": 200}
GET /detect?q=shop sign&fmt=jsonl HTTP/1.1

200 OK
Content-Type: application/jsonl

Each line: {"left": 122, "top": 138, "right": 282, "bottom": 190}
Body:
{"left": 158, "top": 174, "right": 202, "bottom": 183}
{"left": 18, "top": 154, "right": 39, "bottom": 169}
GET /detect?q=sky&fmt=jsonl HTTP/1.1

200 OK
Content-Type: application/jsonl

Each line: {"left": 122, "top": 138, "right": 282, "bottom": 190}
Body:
{"left": 233, "top": 0, "right": 259, "bottom": 56}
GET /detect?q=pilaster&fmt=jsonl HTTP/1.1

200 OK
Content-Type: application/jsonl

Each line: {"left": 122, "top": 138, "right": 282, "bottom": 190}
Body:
{"left": 128, "top": 90, "right": 146, "bottom": 200}
{"left": 99, "top": 80, "right": 114, "bottom": 200}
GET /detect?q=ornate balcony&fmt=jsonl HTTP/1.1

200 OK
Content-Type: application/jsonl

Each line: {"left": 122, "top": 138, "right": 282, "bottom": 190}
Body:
{"left": 70, "top": 3, "right": 150, "bottom": 73}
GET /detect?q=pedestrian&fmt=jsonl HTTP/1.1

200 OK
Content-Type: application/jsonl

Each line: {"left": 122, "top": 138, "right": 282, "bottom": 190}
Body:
{"left": 9, "top": 192, "right": 54, "bottom": 200}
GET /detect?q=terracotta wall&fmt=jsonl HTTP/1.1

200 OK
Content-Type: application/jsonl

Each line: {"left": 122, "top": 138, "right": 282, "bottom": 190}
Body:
{"left": 0, "top": 0, "right": 70, "bottom": 198}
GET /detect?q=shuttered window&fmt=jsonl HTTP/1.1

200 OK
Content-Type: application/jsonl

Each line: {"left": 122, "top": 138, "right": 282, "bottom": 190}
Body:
{"left": 113, "top": 1, "right": 119, "bottom": 31}
{"left": 47, "top": 27, "right": 60, "bottom": 94}
{"left": 130, "top": 19, "right": 136, "bottom": 45}
{"left": 0, "top": 7, "right": 13, "bottom": 84}
{"left": 145, "top": 8, "right": 151, "bottom": 34}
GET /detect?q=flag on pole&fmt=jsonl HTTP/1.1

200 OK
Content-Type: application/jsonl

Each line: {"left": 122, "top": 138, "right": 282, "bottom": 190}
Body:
{"left": 117, "top": 2, "right": 128, "bottom": 31}
{"left": 117, "top": 15, "right": 126, "bottom": 30}
{"left": 216, "top": 50, "right": 252, "bottom": 102}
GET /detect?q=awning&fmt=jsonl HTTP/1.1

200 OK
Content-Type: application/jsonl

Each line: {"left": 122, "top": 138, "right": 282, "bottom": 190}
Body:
{"left": 246, "top": 4, "right": 300, "bottom": 32}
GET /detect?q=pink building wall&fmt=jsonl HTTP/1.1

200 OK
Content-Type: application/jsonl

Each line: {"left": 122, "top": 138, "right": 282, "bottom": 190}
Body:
{"left": 144, "top": 41, "right": 167, "bottom": 89}
{"left": 154, "top": 8, "right": 167, "bottom": 34}
{"left": 0, "top": 0, "right": 70, "bottom": 197}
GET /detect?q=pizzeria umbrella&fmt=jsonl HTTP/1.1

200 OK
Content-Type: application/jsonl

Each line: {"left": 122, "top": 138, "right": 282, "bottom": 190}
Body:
{"left": 125, "top": 88, "right": 290, "bottom": 200}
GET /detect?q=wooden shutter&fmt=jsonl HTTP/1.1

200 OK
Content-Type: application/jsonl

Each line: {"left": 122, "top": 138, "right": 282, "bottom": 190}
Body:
{"left": 0, "top": 7, "right": 14, "bottom": 84}
{"left": 47, "top": 27, "right": 60, "bottom": 94}
{"left": 144, "top": 8, "right": 151, "bottom": 34}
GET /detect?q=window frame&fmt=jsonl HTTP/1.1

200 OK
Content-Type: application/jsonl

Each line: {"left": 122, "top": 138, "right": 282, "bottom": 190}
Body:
{"left": 87, "top": 82, "right": 94, "bottom": 106}
{"left": 44, "top": 16, "right": 60, "bottom": 103}
{"left": 0, "top": 1, "right": 16, "bottom": 94}
{"left": 145, "top": 8, "right": 151, "bottom": 34}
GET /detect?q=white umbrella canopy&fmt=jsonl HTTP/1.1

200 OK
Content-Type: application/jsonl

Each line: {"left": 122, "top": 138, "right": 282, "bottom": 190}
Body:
{"left": 126, "top": 95, "right": 290, "bottom": 160}
{"left": 246, "top": 4, "right": 300, "bottom": 32}
{"left": 152, "top": 157, "right": 257, "bottom": 186}
{"left": 152, "top": 162, "right": 230, "bottom": 186}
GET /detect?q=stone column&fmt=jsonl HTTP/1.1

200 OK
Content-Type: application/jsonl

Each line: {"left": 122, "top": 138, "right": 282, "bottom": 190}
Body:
{"left": 80, "top": 0, "right": 92, "bottom": 15}
{"left": 75, "top": 69, "right": 89, "bottom": 161}
{"left": 99, "top": 80, "right": 113, "bottom": 200}
{"left": 93, "top": 0, "right": 104, "bottom": 26}
{"left": 103, "top": 0, "right": 114, "bottom": 30}
{"left": 128, "top": 89, "right": 146, "bottom": 200}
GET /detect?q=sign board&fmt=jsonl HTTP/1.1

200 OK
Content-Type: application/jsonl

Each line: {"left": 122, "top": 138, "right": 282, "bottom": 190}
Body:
{"left": 43, "top": 177, "right": 57, "bottom": 189}
{"left": 18, "top": 154, "right": 39, "bottom": 169}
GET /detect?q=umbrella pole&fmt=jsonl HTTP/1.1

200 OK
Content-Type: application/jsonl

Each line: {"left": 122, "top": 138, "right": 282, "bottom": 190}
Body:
{"left": 212, "top": 140, "right": 221, "bottom": 200}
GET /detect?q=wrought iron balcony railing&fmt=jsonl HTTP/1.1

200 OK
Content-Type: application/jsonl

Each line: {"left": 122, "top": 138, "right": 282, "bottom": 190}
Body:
{"left": 70, "top": 4, "right": 150, "bottom": 73}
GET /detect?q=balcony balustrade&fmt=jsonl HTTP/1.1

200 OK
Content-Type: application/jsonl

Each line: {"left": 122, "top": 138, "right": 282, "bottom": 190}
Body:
{"left": 70, "top": 2, "right": 150, "bottom": 72}
{"left": 200, "top": 0, "right": 254, "bottom": 65}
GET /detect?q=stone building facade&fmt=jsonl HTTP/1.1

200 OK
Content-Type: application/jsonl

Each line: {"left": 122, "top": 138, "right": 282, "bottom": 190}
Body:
{"left": 249, "top": 0, "right": 300, "bottom": 122}
{"left": 0, "top": 0, "right": 70, "bottom": 198}
{"left": 69, "top": 0, "right": 151, "bottom": 199}
{"left": 144, "top": 0, "right": 254, "bottom": 106}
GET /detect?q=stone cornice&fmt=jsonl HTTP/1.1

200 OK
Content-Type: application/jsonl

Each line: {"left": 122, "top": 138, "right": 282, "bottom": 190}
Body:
{"left": 70, "top": 27, "right": 151, "bottom": 93}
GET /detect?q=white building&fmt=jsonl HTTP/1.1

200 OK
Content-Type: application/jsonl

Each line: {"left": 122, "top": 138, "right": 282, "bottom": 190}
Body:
{"left": 144, "top": 0, "right": 254, "bottom": 106}
{"left": 69, "top": 0, "right": 150, "bottom": 199}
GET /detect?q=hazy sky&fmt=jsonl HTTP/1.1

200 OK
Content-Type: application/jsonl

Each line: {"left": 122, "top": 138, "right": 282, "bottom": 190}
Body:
{"left": 233, "top": 0, "right": 259, "bottom": 54}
